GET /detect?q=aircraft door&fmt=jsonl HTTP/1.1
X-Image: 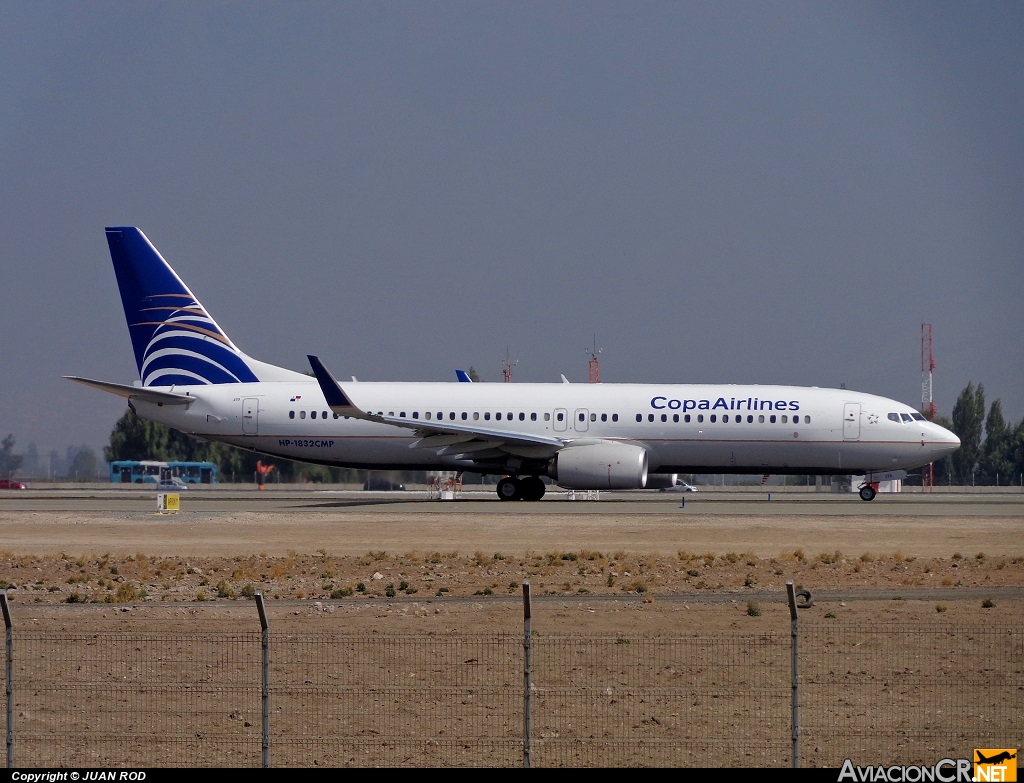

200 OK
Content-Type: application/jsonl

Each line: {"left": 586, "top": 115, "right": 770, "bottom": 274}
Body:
{"left": 242, "top": 398, "right": 259, "bottom": 435}
{"left": 843, "top": 402, "right": 860, "bottom": 440}
{"left": 553, "top": 408, "right": 568, "bottom": 432}
{"left": 574, "top": 408, "right": 590, "bottom": 433}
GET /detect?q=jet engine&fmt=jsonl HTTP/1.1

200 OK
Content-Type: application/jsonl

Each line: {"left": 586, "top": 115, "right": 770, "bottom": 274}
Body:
{"left": 548, "top": 441, "right": 649, "bottom": 490}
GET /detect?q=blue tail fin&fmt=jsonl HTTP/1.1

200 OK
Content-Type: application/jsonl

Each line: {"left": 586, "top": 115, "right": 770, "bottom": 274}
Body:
{"left": 106, "top": 227, "right": 302, "bottom": 386}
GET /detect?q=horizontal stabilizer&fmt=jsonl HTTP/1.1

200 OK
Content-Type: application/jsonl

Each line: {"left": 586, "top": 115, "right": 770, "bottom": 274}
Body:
{"left": 64, "top": 376, "right": 195, "bottom": 405}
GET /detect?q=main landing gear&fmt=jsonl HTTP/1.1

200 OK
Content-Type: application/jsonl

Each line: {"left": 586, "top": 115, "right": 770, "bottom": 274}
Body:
{"left": 496, "top": 476, "right": 546, "bottom": 502}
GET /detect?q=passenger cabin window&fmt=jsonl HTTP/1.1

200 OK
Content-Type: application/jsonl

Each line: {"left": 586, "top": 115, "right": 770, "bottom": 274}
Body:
{"left": 289, "top": 411, "right": 295, "bottom": 419}
{"left": 299, "top": 411, "right": 306, "bottom": 419}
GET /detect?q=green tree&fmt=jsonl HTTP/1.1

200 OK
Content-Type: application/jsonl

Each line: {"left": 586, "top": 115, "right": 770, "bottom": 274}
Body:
{"left": 1008, "top": 419, "right": 1024, "bottom": 486}
{"left": 930, "top": 414, "right": 955, "bottom": 486}
{"left": 105, "top": 412, "right": 172, "bottom": 462}
{"left": 950, "top": 382, "right": 985, "bottom": 485}
{"left": 0, "top": 434, "right": 24, "bottom": 478}
{"left": 979, "top": 399, "right": 1012, "bottom": 484}
{"left": 66, "top": 445, "right": 100, "bottom": 481}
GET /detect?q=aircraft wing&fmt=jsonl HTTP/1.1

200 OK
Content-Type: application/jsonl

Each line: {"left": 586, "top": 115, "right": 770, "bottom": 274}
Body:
{"left": 307, "top": 355, "right": 565, "bottom": 459}
{"left": 64, "top": 376, "right": 195, "bottom": 406}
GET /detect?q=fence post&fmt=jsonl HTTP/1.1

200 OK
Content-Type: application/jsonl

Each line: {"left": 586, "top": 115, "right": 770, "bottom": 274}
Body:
{"left": 255, "top": 592, "right": 269, "bottom": 768}
{"left": 787, "top": 581, "right": 799, "bottom": 768}
{"left": 522, "top": 580, "right": 532, "bottom": 769}
{"left": 2, "top": 591, "right": 11, "bottom": 768}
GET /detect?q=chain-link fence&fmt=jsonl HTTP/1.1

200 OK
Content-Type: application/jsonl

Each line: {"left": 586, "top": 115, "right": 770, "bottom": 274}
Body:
{"left": 2, "top": 589, "right": 1020, "bottom": 767}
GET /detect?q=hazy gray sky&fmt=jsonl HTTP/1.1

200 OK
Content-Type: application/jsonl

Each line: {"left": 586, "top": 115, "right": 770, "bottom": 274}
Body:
{"left": 2, "top": 1, "right": 1022, "bottom": 462}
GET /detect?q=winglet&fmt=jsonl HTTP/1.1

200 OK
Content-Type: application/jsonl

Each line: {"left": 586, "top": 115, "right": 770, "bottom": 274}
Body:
{"left": 455, "top": 369, "right": 472, "bottom": 383}
{"left": 307, "top": 355, "right": 364, "bottom": 415}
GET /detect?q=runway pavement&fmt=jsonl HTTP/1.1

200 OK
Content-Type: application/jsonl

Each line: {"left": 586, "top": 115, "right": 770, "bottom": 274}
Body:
{"left": 1, "top": 485, "right": 1020, "bottom": 559}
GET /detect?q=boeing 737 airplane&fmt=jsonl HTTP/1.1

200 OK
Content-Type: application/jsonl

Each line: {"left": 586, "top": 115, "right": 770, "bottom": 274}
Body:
{"left": 68, "top": 227, "right": 960, "bottom": 502}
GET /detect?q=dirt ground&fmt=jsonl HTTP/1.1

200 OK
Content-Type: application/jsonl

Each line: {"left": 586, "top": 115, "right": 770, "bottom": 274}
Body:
{"left": 1, "top": 491, "right": 1020, "bottom": 768}
{"left": 1, "top": 490, "right": 1022, "bottom": 633}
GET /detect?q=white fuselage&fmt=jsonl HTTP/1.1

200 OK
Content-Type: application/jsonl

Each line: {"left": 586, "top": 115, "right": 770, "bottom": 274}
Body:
{"left": 135, "top": 380, "right": 959, "bottom": 476}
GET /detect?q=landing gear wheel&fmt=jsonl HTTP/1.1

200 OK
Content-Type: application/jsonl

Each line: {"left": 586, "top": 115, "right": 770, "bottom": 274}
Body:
{"left": 859, "top": 484, "right": 876, "bottom": 502}
{"left": 497, "top": 476, "right": 521, "bottom": 501}
{"left": 520, "top": 476, "right": 546, "bottom": 502}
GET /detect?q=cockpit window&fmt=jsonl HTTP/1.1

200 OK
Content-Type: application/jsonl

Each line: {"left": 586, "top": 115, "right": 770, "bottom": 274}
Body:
{"left": 900, "top": 413, "right": 914, "bottom": 423}
{"left": 888, "top": 413, "right": 901, "bottom": 423}
{"left": 911, "top": 413, "right": 926, "bottom": 421}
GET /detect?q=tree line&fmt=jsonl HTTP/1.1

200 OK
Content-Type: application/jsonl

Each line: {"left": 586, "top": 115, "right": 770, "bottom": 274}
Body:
{"left": 931, "top": 382, "right": 1024, "bottom": 487}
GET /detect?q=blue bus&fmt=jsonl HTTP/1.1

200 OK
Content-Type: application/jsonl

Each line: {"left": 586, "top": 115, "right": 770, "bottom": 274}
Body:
{"left": 110, "top": 460, "right": 219, "bottom": 485}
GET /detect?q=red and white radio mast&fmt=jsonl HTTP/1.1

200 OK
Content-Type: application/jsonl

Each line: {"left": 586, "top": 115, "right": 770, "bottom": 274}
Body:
{"left": 587, "top": 337, "right": 602, "bottom": 384}
{"left": 921, "top": 323, "right": 936, "bottom": 491}
{"left": 921, "top": 323, "right": 936, "bottom": 421}
{"left": 502, "top": 348, "right": 517, "bottom": 383}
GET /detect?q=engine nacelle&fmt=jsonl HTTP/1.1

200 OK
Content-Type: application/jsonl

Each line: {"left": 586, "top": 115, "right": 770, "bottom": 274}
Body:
{"left": 643, "top": 473, "right": 678, "bottom": 490}
{"left": 548, "top": 442, "right": 649, "bottom": 490}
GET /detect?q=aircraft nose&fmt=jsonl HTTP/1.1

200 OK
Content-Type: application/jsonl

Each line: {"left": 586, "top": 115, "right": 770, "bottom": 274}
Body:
{"left": 934, "top": 424, "right": 960, "bottom": 455}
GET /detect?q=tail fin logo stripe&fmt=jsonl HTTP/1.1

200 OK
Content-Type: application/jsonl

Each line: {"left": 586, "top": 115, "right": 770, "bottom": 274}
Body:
{"left": 107, "top": 227, "right": 264, "bottom": 386}
{"left": 132, "top": 320, "right": 234, "bottom": 346}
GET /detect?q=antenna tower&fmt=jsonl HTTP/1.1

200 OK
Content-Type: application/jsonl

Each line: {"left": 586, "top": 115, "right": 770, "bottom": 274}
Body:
{"left": 502, "top": 348, "right": 517, "bottom": 383}
{"left": 587, "top": 337, "right": 602, "bottom": 384}
{"left": 921, "top": 323, "right": 936, "bottom": 491}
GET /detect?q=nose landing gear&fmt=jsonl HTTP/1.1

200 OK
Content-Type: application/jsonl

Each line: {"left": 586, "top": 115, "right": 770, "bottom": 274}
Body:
{"left": 858, "top": 482, "right": 878, "bottom": 502}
